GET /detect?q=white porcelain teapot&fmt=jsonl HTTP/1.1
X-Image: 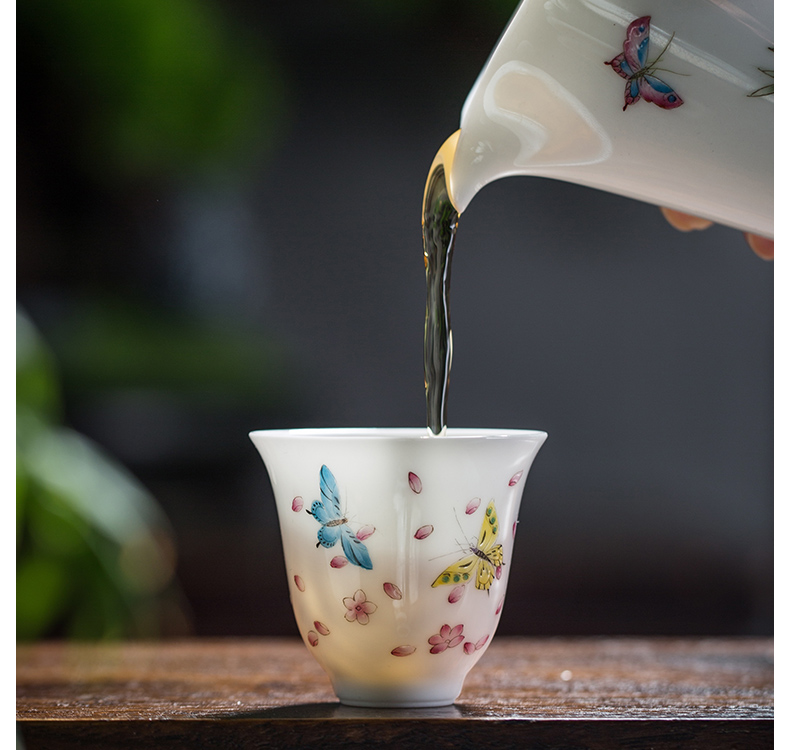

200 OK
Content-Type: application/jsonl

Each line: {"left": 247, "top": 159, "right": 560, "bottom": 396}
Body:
{"left": 439, "top": 0, "right": 773, "bottom": 237}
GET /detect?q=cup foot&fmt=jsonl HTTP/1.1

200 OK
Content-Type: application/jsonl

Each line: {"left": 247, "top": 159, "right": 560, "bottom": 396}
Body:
{"left": 338, "top": 696, "right": 456, "bottom": 709}
{"left": 333, "top": 680, "right": 463, "bottom": 709}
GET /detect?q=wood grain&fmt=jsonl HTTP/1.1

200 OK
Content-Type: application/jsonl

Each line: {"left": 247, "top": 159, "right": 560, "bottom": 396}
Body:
{"left": 17, "top": 637, "right": 772, "bottom": 749}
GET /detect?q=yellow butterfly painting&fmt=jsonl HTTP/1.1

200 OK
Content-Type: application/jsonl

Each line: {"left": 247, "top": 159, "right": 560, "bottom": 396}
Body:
{"left": 431, "top": 500, "right": 504, "bottom": 591}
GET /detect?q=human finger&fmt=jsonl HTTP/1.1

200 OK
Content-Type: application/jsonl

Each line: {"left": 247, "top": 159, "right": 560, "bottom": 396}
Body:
{"left": 745, "top": 233, "right": 774, "bottom": 260}
{"left": 660, "top": 207, "right": 714, "bottom": 232}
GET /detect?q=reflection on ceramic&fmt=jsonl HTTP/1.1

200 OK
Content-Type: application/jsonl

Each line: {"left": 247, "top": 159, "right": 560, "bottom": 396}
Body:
{"left": 447, "top": 0, "right": 773, "bottom": 236}
{"left": 249, "top": 427, "right": 547, "bottom": 708}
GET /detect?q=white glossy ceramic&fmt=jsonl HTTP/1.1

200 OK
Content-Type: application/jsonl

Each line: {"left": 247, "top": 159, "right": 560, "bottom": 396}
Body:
{"left": 249, "top": 427, "right": 547, "bottom": 708}
{"left": 444, "top": 0, "right": 773, "bottom": 236}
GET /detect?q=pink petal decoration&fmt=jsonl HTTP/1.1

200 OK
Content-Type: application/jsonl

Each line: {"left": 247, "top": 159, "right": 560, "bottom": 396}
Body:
{"left": 445, "top": 624, "right": 465, "bottom": 647}
{"left": 428, "top": 624, "right": 465, "bottom": 654}
{"left": 408, "top": 472, "right": 422, "bottom": 494}
{"left": 294, "top": 575, "right": 305, "bottom": 592}
{"left": 463, "top": 635, "right": 490, "bottom": 655}
{"left": 314, "top": 621, "right": 330, "bottom": 636}
{"left": 330, "top": 556, "right": 348, "bottom": 569}
{"left": 291, "top": 496, "right": 304, "bottom": 512}
{"left": 391, "top": 645, "right": 416, "bottom": 657}
{"left": 383, "top": 582, "right": 402, "bottom": 600}
{"left": 356, "top": 525, "right": 375, "bottom": 541}
{"left": 448, "top": 586, "right": 465, "bottom": 604}
{"left": 307, "top": 631, "right": 319, "bottom": 647}
{"left": 496, "top": 565, "right": 503, "bottom": 580}
{"left": 465, "top": 497, "right": 481, "bottom": 515}
{"left": 496, "top": 596, "right": 505, "bottom": 615}
{"left": 513, "top": 521, "right": 518, "bottom": 538}
{"left": 509, "top": 471, "right": 523, "bottom": 486}
{"left": 414, "top": 524, "right": 434, "bottom": 540}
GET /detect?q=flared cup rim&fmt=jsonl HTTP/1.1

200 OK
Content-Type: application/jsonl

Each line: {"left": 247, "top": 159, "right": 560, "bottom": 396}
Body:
{"left": 249, "top": 427, "right": 548, "bottom": 441}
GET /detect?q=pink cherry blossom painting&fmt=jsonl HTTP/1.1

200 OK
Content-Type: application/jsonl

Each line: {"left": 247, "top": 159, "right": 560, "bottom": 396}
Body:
{"left": 428, "top": 624, "right": 465, "bottom": 654}
{"left": 343, "top": 589, "right": 378, "bottom": 625}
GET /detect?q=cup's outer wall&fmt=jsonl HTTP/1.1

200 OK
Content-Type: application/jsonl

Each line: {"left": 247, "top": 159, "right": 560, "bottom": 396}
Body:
{"left": 249, "top": 428, "right": 546, "bottom": 707}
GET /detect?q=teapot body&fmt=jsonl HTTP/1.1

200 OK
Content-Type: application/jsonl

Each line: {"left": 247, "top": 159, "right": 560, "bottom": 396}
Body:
{"left": 449, "top": 0, "right": 773, "bottom": 236}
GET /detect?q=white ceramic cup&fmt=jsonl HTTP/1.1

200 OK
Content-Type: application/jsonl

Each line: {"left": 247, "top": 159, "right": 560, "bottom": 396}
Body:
{"left": 249, "top": 427, "right": 547, "bottom": 708}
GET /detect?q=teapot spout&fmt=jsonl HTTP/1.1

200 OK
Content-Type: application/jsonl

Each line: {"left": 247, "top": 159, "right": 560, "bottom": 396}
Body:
{"left": 422, "top": 130, "right": 462, "bottom": 217}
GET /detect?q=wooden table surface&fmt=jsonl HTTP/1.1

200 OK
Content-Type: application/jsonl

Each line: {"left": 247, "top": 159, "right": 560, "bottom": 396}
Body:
{"left": 17, "top": 636, "right": 773, "bottom": 749}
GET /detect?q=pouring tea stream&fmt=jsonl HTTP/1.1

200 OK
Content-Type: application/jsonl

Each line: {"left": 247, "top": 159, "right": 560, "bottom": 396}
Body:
{"left": 423, "top": 0, "right": 773, "bottom": 434}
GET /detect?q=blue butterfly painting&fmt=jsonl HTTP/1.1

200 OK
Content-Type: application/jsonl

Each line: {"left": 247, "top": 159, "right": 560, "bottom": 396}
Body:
{"left": 308, "top": 465, "right": 373, "bottom": 570}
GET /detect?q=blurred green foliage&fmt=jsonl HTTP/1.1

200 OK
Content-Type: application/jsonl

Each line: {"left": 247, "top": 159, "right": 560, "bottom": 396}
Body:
{"left": 18, "top": 0, "right": 297, "bottom": 409}
{"left": 18, "top": 0, "right": 285, "bottom": 181}
{"left": 17, "top": 310, "right": 185, "bottom": 640}
{"left": 49, "top": 297, "right": 295, "bottom": 407}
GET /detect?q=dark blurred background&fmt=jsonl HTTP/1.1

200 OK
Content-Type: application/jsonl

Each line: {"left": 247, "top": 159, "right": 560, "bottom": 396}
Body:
{"left": 17, "top": 0, "right": 772, "bottom": 641}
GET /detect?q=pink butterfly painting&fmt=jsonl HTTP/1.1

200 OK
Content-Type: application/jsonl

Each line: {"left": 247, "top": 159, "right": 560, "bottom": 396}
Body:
{"left": 605, "top": 16, "right": 683, "bottom": 111}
